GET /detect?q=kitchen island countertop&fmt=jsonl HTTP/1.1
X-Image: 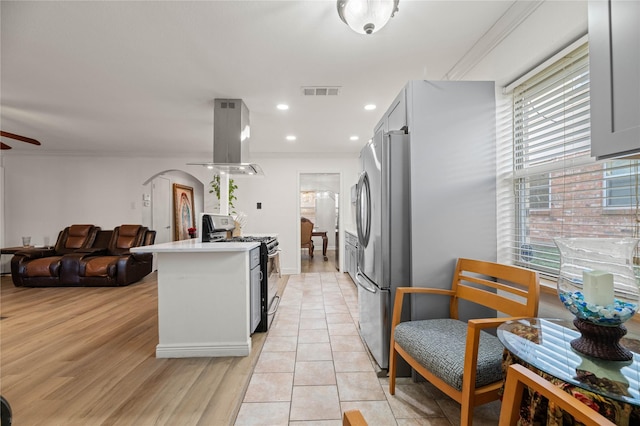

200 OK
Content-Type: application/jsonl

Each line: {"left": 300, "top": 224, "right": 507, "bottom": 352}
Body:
{"left": 131, "top": 238, "right": 259, "bottom": 253}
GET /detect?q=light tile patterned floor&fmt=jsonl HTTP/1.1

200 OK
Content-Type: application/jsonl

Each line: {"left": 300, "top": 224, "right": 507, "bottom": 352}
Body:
{"left": 235, "top": 272, "right": 501, "bottom": 425}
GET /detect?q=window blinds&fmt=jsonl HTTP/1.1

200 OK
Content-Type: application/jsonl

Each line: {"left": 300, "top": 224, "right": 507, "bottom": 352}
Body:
{"left": 509, "top": 42, "right": 640, "bottom": 278}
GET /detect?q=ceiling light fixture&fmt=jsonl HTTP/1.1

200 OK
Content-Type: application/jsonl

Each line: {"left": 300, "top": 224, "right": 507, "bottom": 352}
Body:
{"left": 364, "top": 104, "right": 377, "bottom": 110}
{"left": 350, "top": 136, "right": 359, "bottom": 141}
{"left": 286, "top": 135, "right": 297, "bottom": 141}
{"left": 337, "top": 0, "right": 399, "bottom": 35}
{"left": 277, "top": 104, "right": 289, "bottom": 110}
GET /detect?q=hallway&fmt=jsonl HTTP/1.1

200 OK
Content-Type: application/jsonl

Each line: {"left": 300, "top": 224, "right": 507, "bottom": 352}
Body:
{"left": 300, "top": 249, "right": 339, "bottom": 274}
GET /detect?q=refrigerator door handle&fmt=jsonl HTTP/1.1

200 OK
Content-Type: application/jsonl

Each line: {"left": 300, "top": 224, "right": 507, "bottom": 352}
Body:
{"left": 355, "top": 271, "right": 378, "bottom": 294}
{"left": 355, "top": 172, "right": 371, "bottom": 248}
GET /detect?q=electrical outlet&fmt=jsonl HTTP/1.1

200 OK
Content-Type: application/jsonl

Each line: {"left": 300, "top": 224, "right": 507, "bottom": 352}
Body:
{"left": 257, "top": 202, "right": 262, "bottom": 209}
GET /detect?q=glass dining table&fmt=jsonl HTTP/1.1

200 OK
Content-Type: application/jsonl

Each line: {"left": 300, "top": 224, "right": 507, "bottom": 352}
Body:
{"left": 498, "top": 317, "right": 640, "bottom": 425}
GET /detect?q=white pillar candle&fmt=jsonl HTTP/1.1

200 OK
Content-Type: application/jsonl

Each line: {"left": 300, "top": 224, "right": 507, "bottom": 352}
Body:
{"left": 582, "top": 270, "right": 615, "bottom": 307}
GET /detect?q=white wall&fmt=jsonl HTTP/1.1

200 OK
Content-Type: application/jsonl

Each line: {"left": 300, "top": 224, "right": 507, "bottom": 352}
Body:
{"left": 229, "top": 156, "right": 360, "bottom": 274}
{"left": 1, "top": 153, "right": 359, "bottom": 275}
{"left": 1, "top": 155, "right": 207, "bottom": 246}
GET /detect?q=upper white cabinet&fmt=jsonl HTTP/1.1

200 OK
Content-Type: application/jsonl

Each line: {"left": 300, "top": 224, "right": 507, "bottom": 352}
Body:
{"left": 375, "top": 88, "right": 407, "bottom": 134}
{"left": 589, "top": 0, "right": 640, "bottom": 159}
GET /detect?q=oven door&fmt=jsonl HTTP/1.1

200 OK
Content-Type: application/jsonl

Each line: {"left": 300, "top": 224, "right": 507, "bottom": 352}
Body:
{"left": 266, "top": 250, "right": 280, "bottom": 328}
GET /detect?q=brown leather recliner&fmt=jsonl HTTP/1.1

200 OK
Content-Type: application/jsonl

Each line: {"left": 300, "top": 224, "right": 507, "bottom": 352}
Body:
{"left": 74, "top": 224, "right": 155, "bottom": 286}
{"left": 11, "top": 224, "right": 100, "bottom": 287}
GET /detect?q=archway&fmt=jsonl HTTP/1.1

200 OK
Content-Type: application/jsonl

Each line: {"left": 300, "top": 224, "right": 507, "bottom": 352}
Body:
{"left": 142, "top": 169, "right": 205, "bottom": 243}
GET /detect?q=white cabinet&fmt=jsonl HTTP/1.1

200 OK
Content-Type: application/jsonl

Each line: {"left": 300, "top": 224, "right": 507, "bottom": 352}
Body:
{"left": 589, "top": 0, "right": 640, "bottom": 159}
{"left": 344, "top": 231, "right": 358, "bottom": 283}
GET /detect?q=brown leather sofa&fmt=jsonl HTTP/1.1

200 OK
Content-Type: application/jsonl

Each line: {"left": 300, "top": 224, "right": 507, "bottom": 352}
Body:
{"left": 11, "top": 224, "right": 155, "bottom": 287}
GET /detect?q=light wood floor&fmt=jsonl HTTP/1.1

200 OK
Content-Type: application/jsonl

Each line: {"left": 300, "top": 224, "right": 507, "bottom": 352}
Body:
{"left": 0, "top": 273, "right": 288, "bottom": 426}
{"left": 0, "top": 250, "right": 334, "bottom": 426}
{"left": 300, "top": 249, "right": 339, "bottom": 273}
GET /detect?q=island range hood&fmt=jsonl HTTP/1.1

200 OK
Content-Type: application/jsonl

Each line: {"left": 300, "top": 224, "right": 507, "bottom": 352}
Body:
{"left": 188, "top": 99, "right": 263, "bottom": 175}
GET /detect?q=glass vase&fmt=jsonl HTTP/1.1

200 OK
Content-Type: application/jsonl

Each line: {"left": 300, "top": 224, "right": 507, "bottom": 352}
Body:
{"left": 554, "top": 237, "right": 640, "bottom": 361}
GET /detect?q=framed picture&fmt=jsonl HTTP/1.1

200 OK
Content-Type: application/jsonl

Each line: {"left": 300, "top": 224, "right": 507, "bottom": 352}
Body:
{"left": 173, "top": 183, "right": 195, "bottom": 241}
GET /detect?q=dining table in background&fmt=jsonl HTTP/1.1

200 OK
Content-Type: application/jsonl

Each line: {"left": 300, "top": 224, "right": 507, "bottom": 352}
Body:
{"left": 312, "top": 229, "right": 328, "bottom": 261}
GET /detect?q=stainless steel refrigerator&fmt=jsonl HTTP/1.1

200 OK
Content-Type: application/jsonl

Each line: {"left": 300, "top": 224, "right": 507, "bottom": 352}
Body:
{"left": 355, "top": 80, "right": 497, "bottom": 370}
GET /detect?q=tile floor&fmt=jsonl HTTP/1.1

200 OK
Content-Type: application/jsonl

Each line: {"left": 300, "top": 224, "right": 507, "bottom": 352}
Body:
{"left": 235, "top": 272, "right": 501, "bottom": 425}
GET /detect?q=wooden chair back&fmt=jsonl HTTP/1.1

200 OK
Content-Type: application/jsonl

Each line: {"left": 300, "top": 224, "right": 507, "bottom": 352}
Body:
{"left": 301, "top": 219, "right": 313, "bottom": 246}
{"left": 450, "top": 258, "right": 540, "bottom": 319}
{"left": 301, "top": 218, "right": 315, "bottom": 257}
{"left": 499, "top": 364, "right": 615, "bottom": 426}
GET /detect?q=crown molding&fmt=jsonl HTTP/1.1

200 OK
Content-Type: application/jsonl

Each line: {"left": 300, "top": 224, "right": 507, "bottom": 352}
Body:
{"left": 443, "top": 0, "right": 545, "bottom": 81}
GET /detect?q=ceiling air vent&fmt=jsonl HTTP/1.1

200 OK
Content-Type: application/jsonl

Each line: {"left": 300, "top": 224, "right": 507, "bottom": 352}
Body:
{"left": 302, "top": 86, "right": 341, "bottom": 96}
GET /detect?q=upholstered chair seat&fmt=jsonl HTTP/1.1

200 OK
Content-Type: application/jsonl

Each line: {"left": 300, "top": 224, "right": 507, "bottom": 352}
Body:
{"left": 23, "top": 256, "right": 63, "bottom": 277}
{"left": 393, "top": 318, "right": 505, "bottom": 390}
{"left": 81, "top": 256, "right": 120, "bottom": 277}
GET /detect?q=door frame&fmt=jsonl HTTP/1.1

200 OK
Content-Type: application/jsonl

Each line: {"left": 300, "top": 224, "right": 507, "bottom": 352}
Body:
{"left": 297, "top": 171, "right": 343, "bottom": 274}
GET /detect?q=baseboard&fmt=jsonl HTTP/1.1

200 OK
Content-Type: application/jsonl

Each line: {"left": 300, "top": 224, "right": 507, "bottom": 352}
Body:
{"left": 156, "top": 341, "right": 251, "bottom": 358}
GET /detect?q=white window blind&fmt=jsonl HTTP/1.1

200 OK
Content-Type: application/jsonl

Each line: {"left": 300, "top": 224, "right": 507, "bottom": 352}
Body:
{"left": 510, "top": 42, "right": 640, "bottom": 277}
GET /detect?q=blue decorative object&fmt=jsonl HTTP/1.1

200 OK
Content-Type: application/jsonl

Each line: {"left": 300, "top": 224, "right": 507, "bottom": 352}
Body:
{"left": 558, "top": 290, "right": 637, "bottom": 325}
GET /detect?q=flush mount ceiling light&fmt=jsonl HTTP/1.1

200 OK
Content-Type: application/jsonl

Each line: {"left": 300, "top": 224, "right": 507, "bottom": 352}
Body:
{"left": 337, "top": 0, "right": 399, "bottom": 35}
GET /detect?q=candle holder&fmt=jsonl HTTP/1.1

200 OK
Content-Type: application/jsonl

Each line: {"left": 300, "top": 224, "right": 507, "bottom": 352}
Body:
{"left": 554, "top": 238, "right": 640, "bottom": 361}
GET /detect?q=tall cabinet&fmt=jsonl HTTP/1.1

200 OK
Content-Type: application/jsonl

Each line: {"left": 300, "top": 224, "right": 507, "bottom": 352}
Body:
{"left": 589, "top": 0, "right": 640, "bottom": 159}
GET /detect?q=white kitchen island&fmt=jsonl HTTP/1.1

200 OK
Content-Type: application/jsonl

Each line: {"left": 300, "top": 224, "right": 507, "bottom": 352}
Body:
{"left": 131, "top": 238, "right": 260, "bottom": 358}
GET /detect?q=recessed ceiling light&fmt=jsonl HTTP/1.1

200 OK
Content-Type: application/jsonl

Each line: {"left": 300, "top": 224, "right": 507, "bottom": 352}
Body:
{"left": 286, "top": 135, "right": 297, "bottom": 141}
{"left": 277, "top": 104, "right": 289, "bottom": 110}
{"left": 350, "top": 136, "right": 359, "bottom": 141}
{"left": 364, "top": 104, "right": 376, "bottom": 111}
{"left": 206, "top": 165, "right": 214, "bottom": 170}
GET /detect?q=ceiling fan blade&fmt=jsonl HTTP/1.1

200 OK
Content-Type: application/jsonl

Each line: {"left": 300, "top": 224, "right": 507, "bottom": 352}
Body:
{"left": 0, "top": 131, "right": 41, "bottom": 146}
{"left": 1, "top": 142, "right": 12, "bottom": 150}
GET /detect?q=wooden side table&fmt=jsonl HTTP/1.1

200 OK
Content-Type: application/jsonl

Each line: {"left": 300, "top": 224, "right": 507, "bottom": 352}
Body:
{"left": 1, "top": 246, "right": 31, "bottom": 255}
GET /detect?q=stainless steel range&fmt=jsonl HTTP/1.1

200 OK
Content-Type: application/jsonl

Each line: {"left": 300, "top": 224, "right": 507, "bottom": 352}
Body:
{"left": 221, "top": 235, "right": 279, "bottom": 332}
{"left": 200, "top": 213, "right": 279, "bottom": 332}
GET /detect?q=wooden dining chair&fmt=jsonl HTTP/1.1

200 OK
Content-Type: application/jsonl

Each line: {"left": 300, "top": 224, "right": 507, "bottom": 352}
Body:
{"left": 389, "top": 258, "right": 540, "bottom": 426}
{"left": 500, "top": 364, "right": 616, "bottom": 426}
{"left": 300, "top": 217, "right": 314, "bottom": 258}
